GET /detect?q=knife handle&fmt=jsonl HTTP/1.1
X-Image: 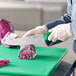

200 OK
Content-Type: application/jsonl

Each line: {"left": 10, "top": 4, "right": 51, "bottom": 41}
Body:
{"left": 42, "top": 32, "right": 62, "bottom": 46}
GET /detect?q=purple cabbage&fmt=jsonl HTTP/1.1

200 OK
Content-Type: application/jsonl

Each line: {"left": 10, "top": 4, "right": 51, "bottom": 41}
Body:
{"left": 18, "top": 45, "right": 36, "bottom": 60}
{"left": 0, "top": 19, "right": 14, "bottom": 41}
{"left": 0, "top": 59, "right": 9, "bottom": 67}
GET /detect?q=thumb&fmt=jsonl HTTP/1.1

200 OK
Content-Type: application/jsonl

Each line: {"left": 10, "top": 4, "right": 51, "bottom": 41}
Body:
{"left": 48, "top": 32, "right": 54, "bottom": 41}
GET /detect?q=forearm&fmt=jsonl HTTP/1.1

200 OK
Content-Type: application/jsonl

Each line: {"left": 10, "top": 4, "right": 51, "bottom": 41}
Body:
{"left": 45, "top": 14, "right": 71, "bottom": 30}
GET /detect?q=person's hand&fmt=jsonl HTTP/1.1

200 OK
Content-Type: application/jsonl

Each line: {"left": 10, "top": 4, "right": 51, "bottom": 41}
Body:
{"left": 48, "top": 23, "right": 73, "bottom": 42}
{"left": 23, "top": 25, "right": 48, "bottom": 37}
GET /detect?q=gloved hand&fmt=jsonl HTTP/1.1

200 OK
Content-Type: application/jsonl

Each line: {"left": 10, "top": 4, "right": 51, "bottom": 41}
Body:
{"left": 48, "top": 23, "right": 73, "bottom": 42}
{"left": 23, "top": 25, "right": 48, "bottom": 37}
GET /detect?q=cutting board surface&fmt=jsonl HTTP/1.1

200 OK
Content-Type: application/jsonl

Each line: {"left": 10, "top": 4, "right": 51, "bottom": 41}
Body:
{"left": 0, "top": 45, "right": 67, "bottom": 76}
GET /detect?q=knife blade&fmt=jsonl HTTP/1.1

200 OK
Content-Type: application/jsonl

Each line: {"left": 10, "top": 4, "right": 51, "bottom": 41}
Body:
{"left": 3, "top": 34, "right": 47, "bottom": 46}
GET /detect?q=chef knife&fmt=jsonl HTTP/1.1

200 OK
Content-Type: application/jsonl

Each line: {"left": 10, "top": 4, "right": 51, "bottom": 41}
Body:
{"left": 3, "top": 34, "right": 47, "bottom": 46}
{"left": 2, "top": 32, "right": 63, "bottom": 46}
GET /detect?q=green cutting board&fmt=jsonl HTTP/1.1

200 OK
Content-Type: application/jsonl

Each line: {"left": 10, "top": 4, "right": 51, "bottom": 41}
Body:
{"left": 0, "top": 45, "right": 67, "bottom": 76}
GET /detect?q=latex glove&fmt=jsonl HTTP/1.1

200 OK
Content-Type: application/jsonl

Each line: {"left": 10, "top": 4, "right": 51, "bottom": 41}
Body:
{"left": 23, "top": 25, "right": 48, "bottom": 37}
{"left": 48, "top": 23, "right": 73, "bottom": 42}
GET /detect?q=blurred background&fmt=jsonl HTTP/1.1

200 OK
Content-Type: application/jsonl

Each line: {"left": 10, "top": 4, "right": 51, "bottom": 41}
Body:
{"left": 0, "top": 0, "right": 67, "bottom": 31}
{"left": 0, "top": 1, "right": 76, "bottom": 76}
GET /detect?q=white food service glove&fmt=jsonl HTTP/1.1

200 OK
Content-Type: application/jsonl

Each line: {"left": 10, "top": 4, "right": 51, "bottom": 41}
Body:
{"left": 48, "top": 23, "right": 73, "bottom": 42}
{"left": 23, "top": 25, "right": 48, "bottom": 37}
